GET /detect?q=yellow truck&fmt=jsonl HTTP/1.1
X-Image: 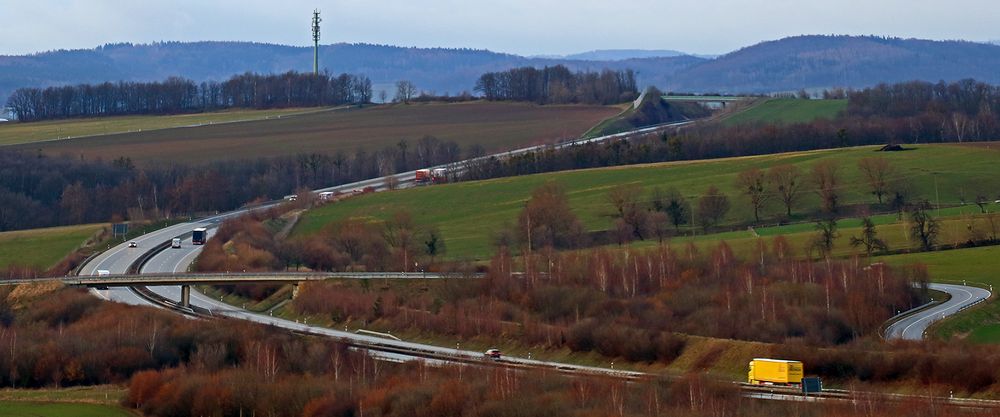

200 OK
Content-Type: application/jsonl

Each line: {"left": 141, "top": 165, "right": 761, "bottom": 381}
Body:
{"left": 748, "top": 358, "right": 803, "bottom": 385}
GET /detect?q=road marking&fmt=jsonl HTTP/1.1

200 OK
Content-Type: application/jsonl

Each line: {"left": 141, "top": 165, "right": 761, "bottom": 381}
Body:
{"left": 899, "top": 285, "right": 975, "bottom": 339}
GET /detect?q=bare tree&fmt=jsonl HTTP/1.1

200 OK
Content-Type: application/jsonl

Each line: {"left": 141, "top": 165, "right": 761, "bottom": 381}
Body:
{"left": 811, "top": 161, "right": 841, "bottom": 215}
{"left": 519, "top": 182, "right": 587, "bottom": 250}
{"left": 888, "top": 178, "right": 914, "bottom": 219}
{"left": 972, "top": 187, "right": 994, "bottom": 213}
{"left": 696, "top": 186, "right": 730, "bottom": 232}
{"left": 607, "top": 184, "right": 650, "bottom": 240}
{"left": 649, "top": 211, "right": 671, "bottom": 244}
{"left": 951, "top": 112, "right": 970, "bottom": 142}
{"left": 809, "top": 218, "right": 839, "bottom": 258}
{"left": 395, "top": 80, "right": 418, "bottom": 104}
{"left": 909, "top": 201, "right": 940, "bottom": 251}
{"left": 736, "top": 168, "right": 770, "bottom": 223}
{"left": 652, "top": 187, "right": 690, "bottom": 230}
{"left": 767, "top": 164, "right": 803, "bottom": 218}
{"left": 857, "top": 157, "right": 894, "bottom": 204}
{"left": 850, "top": 217, "right": 888, "bottom": 258}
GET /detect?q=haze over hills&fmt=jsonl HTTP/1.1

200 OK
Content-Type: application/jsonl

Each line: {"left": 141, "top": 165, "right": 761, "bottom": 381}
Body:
{"left": 668, "top": 35, "right": 1000, "bottom": 93}
{"left": 2, "top": 35, "right": 1000, "bottom": 101}
{"left": 551, "top": 49, "right": 716, "bottom": 61}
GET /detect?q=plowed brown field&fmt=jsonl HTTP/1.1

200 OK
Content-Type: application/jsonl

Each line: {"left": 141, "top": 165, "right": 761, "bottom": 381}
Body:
{"left": 12, "top": 102, "right": 618, "bottom": 165}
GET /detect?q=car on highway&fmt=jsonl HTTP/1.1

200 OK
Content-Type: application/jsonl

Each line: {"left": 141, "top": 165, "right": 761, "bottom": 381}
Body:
{"left": 484, "top": 348, "right": 502, "bottom": 360}
{"left": 128, "top": 241, "right": 138, "bottom": 248}
{"left": 171, "top": 238, "right": 182, "bottom": 248}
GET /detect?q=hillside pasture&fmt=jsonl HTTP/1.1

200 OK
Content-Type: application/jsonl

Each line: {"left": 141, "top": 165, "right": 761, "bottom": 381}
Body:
{"left": 0, "top": 224, "right": 105, "bottom": 270}
{"left": 878, "top": 246, "right": 1000, "bottom": 343}
{"left": 294, "top": 144, "right": 1000, "bottom": 260}
{"left": 10, "top": 102, "right": 618, "bottom": 165}
{"left": 722, "top": 98, "right": 847, "bottom": 125}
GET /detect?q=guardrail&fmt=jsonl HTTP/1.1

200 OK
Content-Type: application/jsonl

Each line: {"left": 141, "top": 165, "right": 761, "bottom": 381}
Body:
{"left": 880, "top": 295, "right": 942, "bottom": 340}
{"left": 4, "top": 271, "right": 484, "bottom": 287}
{"left": 124, "top": 234, "right": 214, "bottom": 317}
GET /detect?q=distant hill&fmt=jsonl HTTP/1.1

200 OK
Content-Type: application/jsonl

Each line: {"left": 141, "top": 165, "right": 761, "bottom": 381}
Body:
{"left": 558, "top": 49, "right": 714, "bottom": 61}
{"left": 0, "top": 42, "right": 702, "bottom": 102}
{"left": 665, "top": 35, "right": 1000, "bottom": 93}
{"left": 3, "top": 36, "right": 1000, "bottom": 100}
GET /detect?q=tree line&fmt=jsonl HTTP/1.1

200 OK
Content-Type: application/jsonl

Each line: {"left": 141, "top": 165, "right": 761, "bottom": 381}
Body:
{"left": 475, "top": 65, "right": 639, "bottom": 104}
{"left": 6, "top": 71, "right": 373, "bottom": 122}
{"left": 0, "top": 135, "right": 466, "bottom": 232}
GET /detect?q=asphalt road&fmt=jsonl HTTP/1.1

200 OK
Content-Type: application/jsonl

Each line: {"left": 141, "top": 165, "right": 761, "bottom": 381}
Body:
{"left": 884, "top": 283, "right": 992, "bottom": 340}
{"left": 135, "top": 233, "right": 643, "bottom": 377}
{"left": 75, "top": 119, "right": 695, "bottom": 377}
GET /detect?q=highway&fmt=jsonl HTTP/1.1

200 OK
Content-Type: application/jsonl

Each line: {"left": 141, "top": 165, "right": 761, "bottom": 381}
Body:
{"left": 134, "top": 232, "right": 646, "bottom": 378}
{"left": 74, "top": 120, "right": 695, "bottom": 374}
{"left": 59, "top": 115, "right": 1000, "bottom": 408}
{"left": 884, "top": 283, "right": 991, "bottom": 340}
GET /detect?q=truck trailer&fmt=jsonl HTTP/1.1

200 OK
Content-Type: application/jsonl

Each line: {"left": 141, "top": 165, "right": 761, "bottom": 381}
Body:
{"left": 414, "top": 169, "right": 431, "bottom": 183}
{"left": 192, "top": 227, "right": 207, "bottom": 245}
{"left": 748, "top": 358, "right": 803, "bottom": 385}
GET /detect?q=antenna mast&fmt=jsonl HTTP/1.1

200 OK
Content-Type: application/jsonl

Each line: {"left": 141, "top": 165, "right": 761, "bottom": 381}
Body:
{"left": 312, "top": 9, "right": 322, "bottom": 74}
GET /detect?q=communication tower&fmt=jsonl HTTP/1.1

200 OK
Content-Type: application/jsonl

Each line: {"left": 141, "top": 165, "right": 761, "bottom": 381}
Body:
{"left": 312, "top": 9, "right": 322, "bottom": 74}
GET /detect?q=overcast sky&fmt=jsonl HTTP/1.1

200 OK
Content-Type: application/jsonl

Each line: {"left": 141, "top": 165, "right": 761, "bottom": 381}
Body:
{"left": 1, "top": 0, "right": 998, "bottom": 56}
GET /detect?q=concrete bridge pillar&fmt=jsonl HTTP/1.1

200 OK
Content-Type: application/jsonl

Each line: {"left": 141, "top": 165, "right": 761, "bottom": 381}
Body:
{"left": 180, "top": 285, "right": 191, "bottom": 308}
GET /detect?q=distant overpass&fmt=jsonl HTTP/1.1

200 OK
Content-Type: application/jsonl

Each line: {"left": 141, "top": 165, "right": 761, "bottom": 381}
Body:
{"left": 661, "top": 95, "right": 748, "bottom": 109}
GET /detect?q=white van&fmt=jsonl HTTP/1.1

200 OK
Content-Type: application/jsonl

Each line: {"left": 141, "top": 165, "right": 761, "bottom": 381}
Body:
{"left": 171, "top": 238, "right": 182, "bottom": 248}
{"left": 96, "top": 270, "right": 111, "bottom": 276}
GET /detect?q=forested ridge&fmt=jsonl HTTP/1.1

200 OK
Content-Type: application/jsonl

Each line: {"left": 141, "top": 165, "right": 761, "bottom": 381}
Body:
{"left": 4, "top": 36, "right": 1000, "bottom": 103}
{"left": 6, "top": 71, "right": 372, "bottom": 122}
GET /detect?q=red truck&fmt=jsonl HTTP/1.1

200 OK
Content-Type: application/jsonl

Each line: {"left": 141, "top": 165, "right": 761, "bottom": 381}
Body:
{"left": 415, "top": 168, "right": 448, "bottom": 184}
{"left": 415, "top": 169, "right": 432, "bottom": 183}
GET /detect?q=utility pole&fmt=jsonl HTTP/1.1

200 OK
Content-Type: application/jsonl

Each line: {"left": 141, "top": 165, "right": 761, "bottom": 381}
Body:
{"left": 311, "top": 9, "right": 322, "bottom": 75}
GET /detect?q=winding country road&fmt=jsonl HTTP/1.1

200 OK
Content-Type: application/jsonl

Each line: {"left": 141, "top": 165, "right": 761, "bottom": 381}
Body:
{"left": 884, "top": 283, "right": 991, "bottom": 340}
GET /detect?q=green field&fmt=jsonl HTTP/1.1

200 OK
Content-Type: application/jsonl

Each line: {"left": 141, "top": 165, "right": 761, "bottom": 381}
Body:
{"left": 0, "top": 402, "right": 134, "bottom": 417}
{"left": 294, "top": 144, "right": 1000, "bottom": 260}
{"left": 878, "top": 246, "right": 1000, "bottom": 342}
{"left": 722, "top": 98, "right": 847, "bottom": 125}
{"left": 0, "top": 224, "right": 105, "bottom": 270}
{"left": 0, "top": 107, "right": 325, "bottom": 146}
{"left": 0, "top": 385, "right": 132, "bottom": 417}
{"left": 9, "top": 102, "right": 618, "bottom": 166}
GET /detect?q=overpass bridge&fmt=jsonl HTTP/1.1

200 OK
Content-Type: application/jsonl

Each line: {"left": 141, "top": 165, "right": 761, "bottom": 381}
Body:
{"left": 2, "top": 272, "right": 479, "bottom": 308}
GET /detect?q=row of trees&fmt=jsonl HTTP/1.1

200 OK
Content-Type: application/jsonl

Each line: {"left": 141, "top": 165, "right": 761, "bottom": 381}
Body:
{"left": 475, "top": 65, "right": 639, "bottom": 104}
{"left": 511, "top": 156, "right": 931, "bottom": 253}
{"left": 848, "top": 79, "right": 1000, "bottom": 119}
{"left": 6, "top": 71, "right": 373, "bottom": 121}
{"left": 0, "top": 135, "right": 468, "bottom": 231}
